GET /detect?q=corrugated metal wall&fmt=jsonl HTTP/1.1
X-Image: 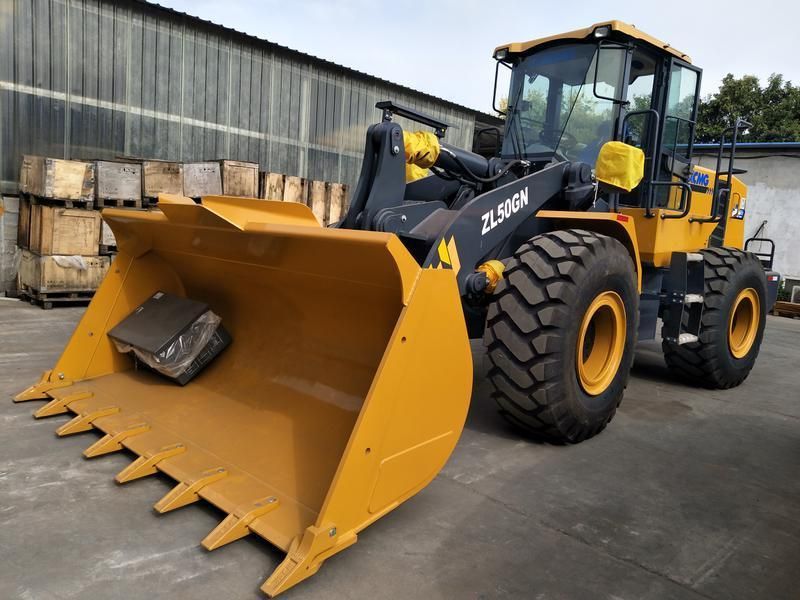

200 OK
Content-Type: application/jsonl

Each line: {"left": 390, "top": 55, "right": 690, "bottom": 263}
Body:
{"left": 0, "top": 0, "right": 480, "bottom": 193}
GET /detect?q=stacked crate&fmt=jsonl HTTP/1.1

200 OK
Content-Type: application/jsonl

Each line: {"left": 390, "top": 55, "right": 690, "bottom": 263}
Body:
{"left": 258, "top": 172, "right": 349, "bottom": 226}
{"left": 95, "top": 160, "right": 144, "bottom": 253}
{"left": 142, "top": 160, "right": 183, "bottom": 204}
{"left": 12, "top": 154, "right": 347, "bottom": 307}
{"left": 181, "top": 160, "right": 259, "bottom": 200}
{"left": 17, "top": 155, "right": 109, "bottom": 309}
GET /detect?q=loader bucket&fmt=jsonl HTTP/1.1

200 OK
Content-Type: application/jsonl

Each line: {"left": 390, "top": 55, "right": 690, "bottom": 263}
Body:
{"left": 16, "top": 195, "right": 472, "bottom": 596}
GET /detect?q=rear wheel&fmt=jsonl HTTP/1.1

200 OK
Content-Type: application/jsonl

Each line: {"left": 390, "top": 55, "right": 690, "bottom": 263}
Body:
{"left": 483, "top": 229, "right": 638, "bottom": 443}
{"left": 662, "top": 247, "right": 767, "bottom": 388}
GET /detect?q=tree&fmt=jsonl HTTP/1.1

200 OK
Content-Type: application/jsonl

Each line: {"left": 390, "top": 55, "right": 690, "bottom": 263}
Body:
{"left": 696, "top": 74, "right": 800, "bottom": 142}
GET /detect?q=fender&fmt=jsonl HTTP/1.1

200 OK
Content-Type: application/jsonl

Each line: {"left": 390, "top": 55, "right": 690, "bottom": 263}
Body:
{"left": 536, "top": 210, "right": 643, "bottom": 292}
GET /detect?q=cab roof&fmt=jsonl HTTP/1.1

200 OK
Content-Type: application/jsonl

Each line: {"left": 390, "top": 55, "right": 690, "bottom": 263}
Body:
{"left": 495, "top": 20, "right": 691, "bottom": 63}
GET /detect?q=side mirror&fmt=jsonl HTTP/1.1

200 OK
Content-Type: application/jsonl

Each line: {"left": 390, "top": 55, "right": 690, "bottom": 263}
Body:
{"left": 492, "top": 59, "right": 512, "bottom": 116}
{"left": 595, "top": 141, "right": 644, "bottom": 193}
{"left": 473, "top": 126, "right": 502, "bottom": 158}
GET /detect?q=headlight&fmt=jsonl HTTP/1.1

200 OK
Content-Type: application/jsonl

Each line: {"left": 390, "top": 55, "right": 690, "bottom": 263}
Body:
{"left": 593, "top": 25, "right": 612, "bottom": 38}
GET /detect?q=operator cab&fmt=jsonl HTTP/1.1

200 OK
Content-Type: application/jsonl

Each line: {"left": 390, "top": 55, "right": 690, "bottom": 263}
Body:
{"left": 495, "top": 21, "right": 701, "bottom": 210}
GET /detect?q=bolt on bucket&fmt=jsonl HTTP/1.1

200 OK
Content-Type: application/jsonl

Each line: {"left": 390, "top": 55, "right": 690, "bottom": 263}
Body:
{"left": 16, "top": 195, "right": 472, "bottom": 596}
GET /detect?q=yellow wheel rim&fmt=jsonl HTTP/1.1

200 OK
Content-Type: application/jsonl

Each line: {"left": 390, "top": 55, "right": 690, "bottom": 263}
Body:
{"left": 728, "top": 287, "right": 760, "bottom": 359}
{"left": 576, "top": 291, "right": 627, "bottom": 396}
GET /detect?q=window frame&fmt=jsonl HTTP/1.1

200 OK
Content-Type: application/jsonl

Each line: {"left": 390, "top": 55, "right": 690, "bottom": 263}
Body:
{"left": 658, "top": 57, "right": 703, "bottom": 167}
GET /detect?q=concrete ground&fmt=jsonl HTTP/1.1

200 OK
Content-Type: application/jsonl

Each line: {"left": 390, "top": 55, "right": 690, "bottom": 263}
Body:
{"left": 1, "top": 298, "right": 798, "bottom": 600}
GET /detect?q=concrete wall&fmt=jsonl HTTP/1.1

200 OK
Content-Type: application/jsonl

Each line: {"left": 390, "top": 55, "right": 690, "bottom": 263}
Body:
{"left": 697, "top": 152, "right": 800, "bottom": 278}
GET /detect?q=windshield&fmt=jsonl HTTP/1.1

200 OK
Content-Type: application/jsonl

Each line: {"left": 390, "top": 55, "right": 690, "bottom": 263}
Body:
{"left": 501, "top": 43, "right": 625, "bottom": 165}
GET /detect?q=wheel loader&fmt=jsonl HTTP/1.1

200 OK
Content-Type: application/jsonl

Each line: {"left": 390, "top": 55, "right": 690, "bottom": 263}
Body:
{"left": 16, "top": 20, "right": 780, "bottom": 596}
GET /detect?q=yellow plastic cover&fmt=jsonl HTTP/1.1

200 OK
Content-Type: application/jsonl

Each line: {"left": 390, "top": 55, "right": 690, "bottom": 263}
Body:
{"left": 595, "top": 141, "right": 645, "bottom": 192}
{"left": 403, "top": 130, "right": 440, "bottom": 182}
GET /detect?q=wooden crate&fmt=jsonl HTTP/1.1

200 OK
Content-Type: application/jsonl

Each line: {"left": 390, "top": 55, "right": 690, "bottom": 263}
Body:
{"left": 184, "top": 162, "right": 222, "bottom": 198}
{"left": 95, "top": 161, "right": 142, "bottom": 207}
{"left": 309, "top": 180, "right": 328, "bottom": 224}
{"left": 19, "top": 249, "right": 110, "bottom": 294}
{"left": 327, "top": 183, "right": 347, "bottom": 225}
{"left": 99, "top": 219, "right": 117, "bottom": 254}
{"left": 17, "top": 194, "right": 31, "bottom": 249}
{"left": 20, "top": 155, "right": 95, "bottom": 203}
{"left": 259, "top": 172, "right": 285, "bottom": 200}
{"left": 283, "top": 176, "right": 308, "bottom": 204}
{"left": 29, "top": 204, "right": 101, "bottom": 256}
{"left": 220, "top": 160, "right": 259, "bottom": 197}
{"left": 312, "top": 182, "right": 348, "bottom": 225}
{"left": 142, "top": 161, "right": 183, "bottom": 199}
{"left": 256, "top": 172, "right": 348, "bottom": 224}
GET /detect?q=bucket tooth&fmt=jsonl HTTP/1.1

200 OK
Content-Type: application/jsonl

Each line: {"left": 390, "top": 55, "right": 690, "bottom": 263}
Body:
{"left": 84, "top": 422, "right": 150, "bottom": 458}
{"left": 34, "top": 390, "right": 93, "bottom": 419}
{"left": 56, "top": 406, "right": 120, "bottom": 437}
{"left": 261, "top": 525, "right": 356, "bottom": 597}
{"left": 15, "top": 370, "right": 73, "bottom": 402}
{"left": 154, "top": 467, "right": 228, "bottom": 513}
{"left": 115, "top": 443, "right": 187, "bottom": 483}
{"left": 202, "top": 496, "right": 280, "bottom": 551}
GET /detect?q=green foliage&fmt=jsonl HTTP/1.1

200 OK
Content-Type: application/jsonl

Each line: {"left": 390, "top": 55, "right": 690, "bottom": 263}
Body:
{"left": 777, "top": 280, "right": 790, "bottom": 302}
{"left": 696, "top": 74, "right": 800, "bottom": 142}
{"left": 560, "top": 87, "right": 613, "bottom": 151}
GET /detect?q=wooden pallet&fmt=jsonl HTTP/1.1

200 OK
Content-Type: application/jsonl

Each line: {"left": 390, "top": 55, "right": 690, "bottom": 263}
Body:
{"left": 26, "top": 193, "right": 94, "bottom": 209}
{"left": 95, "top": 197, "right": 143, "bottom": 209}
{"left": 773, "top": 301, "right": 800, "bottom": 318}
{"left": 19, "top": 283, "right": 95, "bottom": 310}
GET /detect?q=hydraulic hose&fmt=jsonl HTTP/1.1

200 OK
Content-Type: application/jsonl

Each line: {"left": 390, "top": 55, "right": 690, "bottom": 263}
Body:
{"left": 437, "top": 144, "right": 527, "bottom": 184}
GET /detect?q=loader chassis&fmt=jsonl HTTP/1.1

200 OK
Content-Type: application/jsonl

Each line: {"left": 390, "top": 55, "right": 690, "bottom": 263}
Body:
{"left": 337, "top": 22, "right": 774, "bottom": 435}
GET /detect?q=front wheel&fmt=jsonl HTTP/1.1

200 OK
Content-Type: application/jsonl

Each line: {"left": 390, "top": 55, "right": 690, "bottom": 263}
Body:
{"left": 483, "top": 229, "right": 639, "bottom": 443}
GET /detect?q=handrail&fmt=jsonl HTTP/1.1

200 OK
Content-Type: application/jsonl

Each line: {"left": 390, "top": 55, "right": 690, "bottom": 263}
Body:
{"left": 744, "top": 236, "right": 775, "bottom": 269}
{"left": 691, "top": 118, "right": 751, "bottom": 223}
{"left": 653, "top": 181, "right": 693, "bottom": 219}
{"left": 621, "top": 109, "right": 660, "bottom": 217}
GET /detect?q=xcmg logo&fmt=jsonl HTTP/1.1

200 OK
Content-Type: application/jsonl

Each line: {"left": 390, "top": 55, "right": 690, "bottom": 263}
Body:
{"left": 688, "top": 170, "right": 710, "bottom": 187}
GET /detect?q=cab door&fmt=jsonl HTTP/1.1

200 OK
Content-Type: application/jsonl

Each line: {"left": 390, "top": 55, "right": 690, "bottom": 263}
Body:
{"left": 652, "top": 58, "right": 702, "bottom": 208}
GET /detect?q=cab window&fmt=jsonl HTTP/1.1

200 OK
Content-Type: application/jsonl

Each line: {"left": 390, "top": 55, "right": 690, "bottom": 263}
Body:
{"left": 663, "top": 64, "right": 698, "bottom": 159}
{"left": 622, "top": 51, "right": 658, "bottom": 149}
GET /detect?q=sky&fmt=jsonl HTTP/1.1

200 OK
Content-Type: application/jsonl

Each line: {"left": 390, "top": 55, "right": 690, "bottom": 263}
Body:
{"left": 158, "top": 0, "right": 800, "bottom": 114}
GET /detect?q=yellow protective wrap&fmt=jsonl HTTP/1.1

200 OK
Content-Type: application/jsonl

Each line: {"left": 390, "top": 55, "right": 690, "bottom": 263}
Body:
{"left": 595, "top": 141, "right": 645, "bottom": 192}
{"left": 403, "top": 131, "right": 440, "bottom": 182}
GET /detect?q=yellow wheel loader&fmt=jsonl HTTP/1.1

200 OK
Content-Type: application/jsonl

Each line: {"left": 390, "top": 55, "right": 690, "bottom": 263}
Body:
{"left": 16, "top": 20, "right": 780, "bottom": 596}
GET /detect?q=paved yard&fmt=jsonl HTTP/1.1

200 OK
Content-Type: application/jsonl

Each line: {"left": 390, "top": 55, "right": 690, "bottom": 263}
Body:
{"left": 1, "top": 298, "right": 798, "bottom": 599}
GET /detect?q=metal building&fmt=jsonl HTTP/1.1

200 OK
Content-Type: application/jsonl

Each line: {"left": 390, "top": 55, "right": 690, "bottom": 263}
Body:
{"left": 0, "top": 0, "right": 497, "bottom": 194}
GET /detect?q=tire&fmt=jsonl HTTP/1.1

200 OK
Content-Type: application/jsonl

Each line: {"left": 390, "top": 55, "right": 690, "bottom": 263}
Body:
{"left": 662, "top": 247, "right": 767, "bottom": 389}
{"left": 483, "top": 229, "right": 639, "bottom": 443}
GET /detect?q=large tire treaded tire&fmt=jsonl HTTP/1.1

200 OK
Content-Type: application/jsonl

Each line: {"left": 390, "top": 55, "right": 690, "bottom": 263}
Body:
{"left": 484, "top": 229, "right": 639, "bottom": 444}
{"left": 662, "top": 247, "right": 767, "bottom": 389}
